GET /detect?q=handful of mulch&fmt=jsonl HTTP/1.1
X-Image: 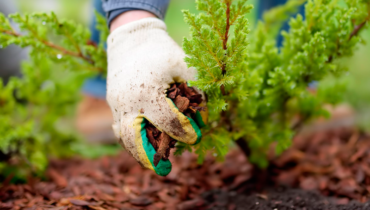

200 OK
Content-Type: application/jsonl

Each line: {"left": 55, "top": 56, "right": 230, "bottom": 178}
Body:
{"left": 146, "top": 83, "right": 204, "bottom": 166}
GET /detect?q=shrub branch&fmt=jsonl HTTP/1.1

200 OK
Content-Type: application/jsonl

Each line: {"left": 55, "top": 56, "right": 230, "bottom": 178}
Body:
{"left": 0, "top": 27, "right": 103, "bottom": 72}
{"left": 220, "top": 0, "right": 232, "bottom": 95}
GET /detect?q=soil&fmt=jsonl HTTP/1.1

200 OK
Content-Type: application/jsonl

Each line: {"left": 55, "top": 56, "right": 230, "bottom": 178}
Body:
{"left": 1, "top": 127, "right": 370, "bottom": 210}
{"left": 202, "top": 188, "right": 370, "bottom": 210}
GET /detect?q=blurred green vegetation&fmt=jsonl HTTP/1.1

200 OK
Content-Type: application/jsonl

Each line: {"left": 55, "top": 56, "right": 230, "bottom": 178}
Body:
{"left": 166, "top": 0, "right": 257, "bottom": 43}
{"left": 16, "top": 0, "right": 91, "bottom": 24}
{"left": 340, "top": 29, "right": 370, "bottom": 130}
{"left": 14, "top": 0, "right": 370, "bottom": 131}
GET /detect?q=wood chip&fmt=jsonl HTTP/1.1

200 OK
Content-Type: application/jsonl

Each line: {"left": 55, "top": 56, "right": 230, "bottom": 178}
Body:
{"left": 47, "top": 169, "right": 67, "bottom": 188}
{"left": 145, "top": 83, "right": 204, "bottom": 164}
{"left": 129, "top": 196, "right": 152, "bottom": 206}
{"left": 69, "top": 199, "right": 92, "bottom": 206}
{"left": 153, "top": 132, "right": 171, "bottom": 167}
{"left": 174, "top": 95, "right": 190, "bottom": 113}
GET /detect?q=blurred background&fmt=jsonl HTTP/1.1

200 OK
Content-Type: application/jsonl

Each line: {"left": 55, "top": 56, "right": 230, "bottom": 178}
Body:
{"left": 12, "top": 0, "right": 370, "bottom": 130}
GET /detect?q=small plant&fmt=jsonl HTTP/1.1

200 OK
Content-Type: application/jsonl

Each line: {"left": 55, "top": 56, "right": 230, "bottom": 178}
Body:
{"left": 0, "top": 0, "right": 369, "bottom": 177}
{"left": 179, "top": 0, "right": 370, "bottom": 167}
{"left": 0, "top": 12, "right": 109, "bottom": 178}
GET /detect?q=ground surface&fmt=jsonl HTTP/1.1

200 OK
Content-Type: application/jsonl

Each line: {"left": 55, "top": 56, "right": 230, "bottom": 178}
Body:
{"left": 202, "top": 187, "right": 370, "bottom": 210}
{"left": 1, "top": 127, "right": 370, "bottom": 210}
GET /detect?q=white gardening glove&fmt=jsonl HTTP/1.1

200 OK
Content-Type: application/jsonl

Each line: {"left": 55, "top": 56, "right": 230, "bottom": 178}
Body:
{"left": 106, "top": 18, "right": 208, "bottom": 176}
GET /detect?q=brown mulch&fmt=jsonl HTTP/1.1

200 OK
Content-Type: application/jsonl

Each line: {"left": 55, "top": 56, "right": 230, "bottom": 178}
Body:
{"left": 146, "top": 82, "right": 204, "bottom": 166}
{"left": 272, "top": 127, "right": 370, "bottom": 202}
{"left": 1, "top": 127, "right": 370, "bottom": 210}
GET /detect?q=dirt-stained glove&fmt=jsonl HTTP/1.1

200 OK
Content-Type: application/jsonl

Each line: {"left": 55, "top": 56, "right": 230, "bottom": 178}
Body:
{"left": 106, "top": 18, "right": 208, "bottom": 176}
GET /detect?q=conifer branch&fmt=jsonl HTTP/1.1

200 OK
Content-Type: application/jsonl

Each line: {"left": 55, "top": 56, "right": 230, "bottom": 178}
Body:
{"left": 291, "top": 9, "right": 370, "bottom": 132}
{"left": 187, "top": 17, "right": 224, "bottom": 70}
{"left": 0, "top": 27, "right": 103, "bottom": 72}
{"left": 222, "top": 0, "right": 231, "bottom": 54}
{"left": 220, "top": 0, "right": 232, "bottom": 96}
{"left": 198, "top": 62, "right": 217, "bottom": 81}
{"left": 349, "top": 16, "right": 369, "bottom": 41}
{"left": 327, "top": 12, "right": 370, "bottom": 63}
{"left": 0, "top": 28, "right": 19, "bottom": 37}
{"left": 204, "top": 0, "right": 224, "bottom": 41}
{"left": 230, "top": 6, "right": 242, "bottom": 25}
{"left": 47, "top": 13, "right": 84, "bottom": 57}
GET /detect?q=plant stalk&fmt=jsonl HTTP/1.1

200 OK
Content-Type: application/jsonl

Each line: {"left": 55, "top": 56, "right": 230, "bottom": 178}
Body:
{"left": 0, "top": 28, "right": 103, "bottom": 72}
{"left": 220, "top": 0, "right": 232, "bottom": 96}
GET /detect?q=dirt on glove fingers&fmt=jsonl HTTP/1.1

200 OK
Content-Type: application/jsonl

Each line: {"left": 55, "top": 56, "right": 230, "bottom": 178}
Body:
{"left": 145, "top": 83, "right": 204, "bottom": 166}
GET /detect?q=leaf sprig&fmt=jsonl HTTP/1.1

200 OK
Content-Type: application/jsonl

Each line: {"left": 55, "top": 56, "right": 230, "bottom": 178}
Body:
{"left": 0, "top": 11, "right": 109, "bottom": 178}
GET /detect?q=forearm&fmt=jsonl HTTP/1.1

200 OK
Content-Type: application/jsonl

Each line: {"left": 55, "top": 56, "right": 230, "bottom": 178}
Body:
{"left": 110, "top": 10, "right": 156, "bottom": 32}
{"left": 103, "top": 0, "right": 170, "bottom": 27}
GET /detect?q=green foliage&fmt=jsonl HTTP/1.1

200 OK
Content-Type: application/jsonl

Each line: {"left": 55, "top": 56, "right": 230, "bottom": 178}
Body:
{"left": 180, "top": 0, "right": 370, "bottom": 166}
{"left": 0, "top": 11, "right": 109, "bottom": 178}
{"left": 0, "top": 12, "right": 107, "bottom": 73}
{"left": 1, "top": 0, "right": 369, "bottom": 176}
{"left": 263, "top": 0, "right": 306, "bottom": 38}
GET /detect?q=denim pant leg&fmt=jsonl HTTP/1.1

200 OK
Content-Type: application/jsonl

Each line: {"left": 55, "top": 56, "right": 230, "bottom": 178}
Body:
{"left": 257, "top": 0, "right": 305, "bottom": 47}
{"left": 0, "top": 1, "right": 27, "bottom": 84}
{"left": 257, "top": 1, "right": 316, "bottom": 88}
{"left": 81, "top": 0, "right": 107, "bottom": 99}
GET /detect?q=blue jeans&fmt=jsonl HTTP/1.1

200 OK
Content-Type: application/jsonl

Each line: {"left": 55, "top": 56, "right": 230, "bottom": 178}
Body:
{"left": 258, "top": 0, "right": 305, "bottom": 47}
{"left": 81, "top": 0, "right": 107, "bottom": 99}
{"left": 257, "top": 0, "right": 314, "bottom": 87}
{"left": 0, "top": 1, "right": 27, "bottom": 83}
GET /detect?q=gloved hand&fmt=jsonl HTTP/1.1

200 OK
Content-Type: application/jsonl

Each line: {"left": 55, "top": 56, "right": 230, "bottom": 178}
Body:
{"left": 106, "top": 18, "right": 208, "bottom": 176}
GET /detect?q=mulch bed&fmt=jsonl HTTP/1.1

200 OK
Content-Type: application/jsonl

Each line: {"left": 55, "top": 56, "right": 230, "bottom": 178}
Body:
{"left": 1, "top": 126, "right": 370, "bottom": 210}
